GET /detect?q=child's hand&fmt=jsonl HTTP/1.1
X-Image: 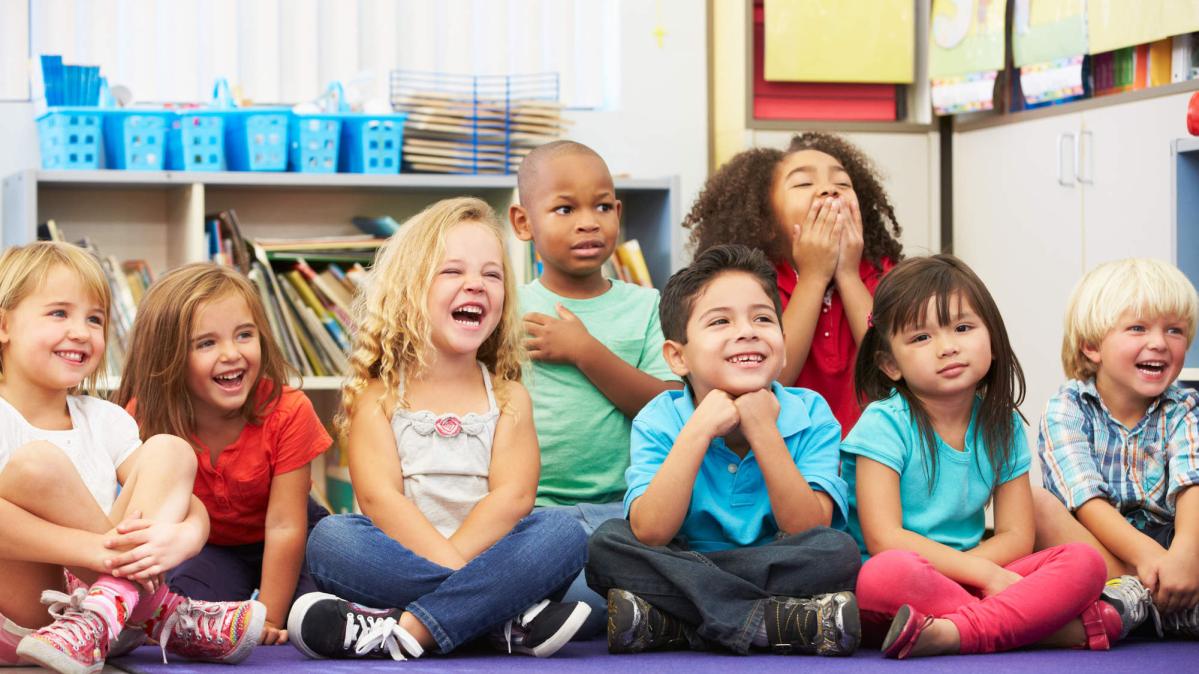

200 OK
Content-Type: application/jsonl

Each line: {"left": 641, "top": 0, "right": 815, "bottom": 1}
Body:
{"left": 524, "top": 304, "right": 594, "bottom": 365}
{"left": 103, "top": 517, "right": 199, "bottom": 582}
{"left": 1154, "top": 543, "right": 1199, "bottom": 615}
{"left": 791, "top": 197, "right": 842, "bottom": 283}
{"left": 834, "top": 193, "right": 864, "bottom": 281}
{"left": 981, "top": 565, "right": 1023, "bottom": 597}
{"left": 733, "top": 388, "right": 780, "bottom": 444}
{"left": 261, "top": 620, "right": 288, "bottom": 645}
{"left": 1135, "top": 548, "right": 1168, "bottom": 598}
{"left": 690, "top": 390, "right": 740, "bottom": 442}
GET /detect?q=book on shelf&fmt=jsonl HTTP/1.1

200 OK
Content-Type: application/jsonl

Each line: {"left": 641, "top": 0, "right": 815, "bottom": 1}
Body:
{"left": 613, "top": 239, "right": 653, "bottom": 288}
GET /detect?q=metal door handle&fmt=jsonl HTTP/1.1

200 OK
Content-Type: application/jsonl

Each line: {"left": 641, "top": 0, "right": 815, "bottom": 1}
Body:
{"left": 1058, "top": 133, "right": 1076, "bottom": 187}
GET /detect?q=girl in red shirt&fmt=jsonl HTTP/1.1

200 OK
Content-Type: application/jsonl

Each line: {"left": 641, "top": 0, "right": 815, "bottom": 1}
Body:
{"left": 119, "top": 264, "right": 331, "bottom": 647}
{"left": 683, "top": 133, "right": 903, "bottom": 434}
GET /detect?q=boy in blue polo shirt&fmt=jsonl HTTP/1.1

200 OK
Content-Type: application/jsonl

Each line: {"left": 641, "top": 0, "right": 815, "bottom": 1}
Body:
{"left": 585, "top": 244, "right": 861, "bottom": 656}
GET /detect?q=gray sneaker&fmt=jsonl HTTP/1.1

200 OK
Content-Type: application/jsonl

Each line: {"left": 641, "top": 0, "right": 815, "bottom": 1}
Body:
{"left": 1102, "top": 575, "right": 1160, "bottom": 639}
{"left": 764, "top": 591, "right": 860, "bottom": 656}
{"left": 606, "top": 589, "right": 692, "bottom": 654}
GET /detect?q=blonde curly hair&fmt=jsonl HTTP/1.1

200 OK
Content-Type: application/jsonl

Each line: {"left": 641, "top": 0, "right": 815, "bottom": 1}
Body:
{"left": 337, "top": 197, "right": 524, "bottom": 440}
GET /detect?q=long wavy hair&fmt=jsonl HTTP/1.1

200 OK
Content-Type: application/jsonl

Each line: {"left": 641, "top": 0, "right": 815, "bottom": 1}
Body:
{"left": 854, "top": 255, "right": 1025, "bottom": 492}
{"left": 684, "top": 132, "right": 904, "bottom": 271}
{"left": 336, "top": 197, "right": 524, "bottom": 440}
{"left": 116, "top": 263, "right": 295, "bottom": 440}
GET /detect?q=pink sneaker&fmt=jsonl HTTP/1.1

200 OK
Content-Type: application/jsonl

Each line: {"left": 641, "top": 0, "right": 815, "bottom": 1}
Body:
{"left": 154, "top": 598, "right": 265, "bottom": 664}
{"left": 15, "top": 589, "right": 109, "bottom": 674}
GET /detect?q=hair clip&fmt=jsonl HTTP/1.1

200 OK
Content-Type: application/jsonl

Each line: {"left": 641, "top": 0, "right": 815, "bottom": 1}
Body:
{"left": 866, "top": 312, "right": 874, "bottom": 328}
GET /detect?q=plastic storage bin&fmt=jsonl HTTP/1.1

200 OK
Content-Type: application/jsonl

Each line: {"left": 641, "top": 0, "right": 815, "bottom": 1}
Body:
{"left": 288, "top": 113, "right": 342, "bottom": 173}
{"left": 101, "top": 109, "right": 172, "bottom": 170}
{"left": 339, "top": 113, "right": 406, "bottom": 174}
{"left": 36, "top": 108, "right": 103, "bottom": 170}
{"left": 224, "top": 109, "right": 289, "bottom": 171}
{"left": 167, "top": 110, "right": 225, "bottom": 171}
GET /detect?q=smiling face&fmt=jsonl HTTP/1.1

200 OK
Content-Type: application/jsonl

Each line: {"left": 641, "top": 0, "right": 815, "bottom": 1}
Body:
{"left": 665, "top": 271, "right": 786, "bottom": 402}
{"left": 881, "top": 292, "right": 993, "bottom": 404}
{"left": 771, "top": 149, "right": 854, "bottom": 247}
{"left": 185, "top": 292, "right": 262, "bottom": 420}
{"left": 0, "top": 265, "right": 106, "bottom": 393}
{"left": 426, "top": 221, "right": 506, "bottom": 360}
{"left": 1086, "top": 310, "right": 1188, "bottom": 421}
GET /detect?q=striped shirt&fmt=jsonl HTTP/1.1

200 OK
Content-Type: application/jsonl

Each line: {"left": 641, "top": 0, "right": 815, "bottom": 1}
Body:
{"left": 1038, "top": 378, "right": 1199, "bottom": 531}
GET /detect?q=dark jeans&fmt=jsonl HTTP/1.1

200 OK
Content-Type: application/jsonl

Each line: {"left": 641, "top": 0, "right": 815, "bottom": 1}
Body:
{"left": 585, "top": 518, "right": 861, "bottom": 654}
{"left": 306, "top": 509, "right": 587, "bottom": 653}
{"left": 168, "top": 496, "right": 328, "bottom": 605}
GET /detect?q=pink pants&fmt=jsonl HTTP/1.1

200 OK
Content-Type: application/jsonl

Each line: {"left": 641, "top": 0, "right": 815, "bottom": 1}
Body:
{"left": 856, "top": 543, "right": 1107, "bottom": 653}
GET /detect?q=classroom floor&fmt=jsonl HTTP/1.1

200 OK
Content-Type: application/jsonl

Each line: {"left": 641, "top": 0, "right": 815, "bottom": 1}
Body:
{"left": 44, "top": 637, "right": 1191, "bottom": 674}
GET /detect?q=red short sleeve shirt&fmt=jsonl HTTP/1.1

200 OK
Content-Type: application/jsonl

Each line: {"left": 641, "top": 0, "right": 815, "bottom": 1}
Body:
{"left": 128, "top": 385, "right": 331, "bottom": 546}
{"left": 775, "top": 258, "right": 894, "bottom": 435}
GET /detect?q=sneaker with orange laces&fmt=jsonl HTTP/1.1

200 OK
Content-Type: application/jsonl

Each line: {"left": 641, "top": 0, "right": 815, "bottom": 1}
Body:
{"left": 15, "top": 589, "right": 110, "bottom": 674}
{"left": 148, "top": 597, "right": 265, "bottom": 664}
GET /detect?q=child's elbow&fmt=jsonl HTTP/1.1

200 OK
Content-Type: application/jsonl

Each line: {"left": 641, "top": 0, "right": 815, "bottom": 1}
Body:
{"left": 629, "top": 518, "right": 671, "bottom": 547}
{"left": 862, "top": 528, "right": 895, "bottom": 556}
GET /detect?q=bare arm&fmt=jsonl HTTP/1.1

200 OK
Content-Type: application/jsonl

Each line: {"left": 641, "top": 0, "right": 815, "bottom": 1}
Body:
{"left": 258, "top": 465, "right": 311, "bottom": 641}
{"left": 1076, "top": 497, "right": 1167, "bottom": 579}
{"left": 449, "top": 382, "right": 540, "bottom": 560}
{"left": 778, "top": 275, "right": 828, "bottom": 385}
{"left": 0, "top": 497, "right": 111, "bottom": 571}
{"left": 835, "top": 273, "right": 873, "bottom": 346}
{"left": 347, "top": 380, "right": 466, "bottom": 570}
{"left": 966, "top": 474, "right": 1035, "bottom": 566}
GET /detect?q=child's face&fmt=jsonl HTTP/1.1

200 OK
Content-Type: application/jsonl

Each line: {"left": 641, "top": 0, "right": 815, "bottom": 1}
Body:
{"left": 665, "top": 271, "right": 785, "bottom": 402}
{"left": 514, "top": 151, "right": 621, "bottom": 284}
{"left": 1085, "top": 310, "right": 1188, "bottom": 405}
{"left": 186, "top": 292, "right": 262, "bottom": 419}
{"left": 427, "top": 221, "right": 506, "bottom": 359}
{"left": 771, "top": 149, "right": 855, "bottom": 247}
{"left": 0, "top": 265, "right": 105, "bottom": 392}
{"left": 881, "top": 293, "right": 993, "bottom": 403}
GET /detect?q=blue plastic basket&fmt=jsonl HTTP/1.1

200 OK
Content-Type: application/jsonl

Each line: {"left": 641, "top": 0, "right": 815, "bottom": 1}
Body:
{"left": 339, "top": 113, "right": 406, "bottom": 174}
{"left": 101, "top": 109, "right": 172, "bottom": 170}
{"left": 167, "top": 110, "right": 225, "bottom": 171}
{"left": 224, "top": 109, "right": 288, "bottom": 171}
{"left": 288, "top": 113, "right": 342, "bottom": 173}
{"left": 36, "top": 108, "right": 103, "bottom": 170}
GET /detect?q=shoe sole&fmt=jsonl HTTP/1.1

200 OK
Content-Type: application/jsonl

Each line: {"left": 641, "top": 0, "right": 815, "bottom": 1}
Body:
{"left": 15, "top": 636, "right": 102, "bottom": 674}
{"left": 211, "top": 599, "right": 267, "bottom": 664}
{"left": 881, "top": 604, "right": 913, "bottom": 658}
{"left": 835, "top": 592, "right": 861, "bottom": 656}
{"left": 607, "top": 589, "right": 644, "bottom": 654}
{"left": 517, "top": 602, "right": 592, "bottom": 658}
{"left": 287, "top": 592, "right": 342, "bottom": 660}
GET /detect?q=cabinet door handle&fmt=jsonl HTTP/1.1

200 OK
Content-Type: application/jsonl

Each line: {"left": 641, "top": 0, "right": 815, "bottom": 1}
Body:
{"left": 1057, "top": 133, "right": 1076, "bottom": 187}
{"left": 1077, "top": 130, "right": 1094, "bottom": 184}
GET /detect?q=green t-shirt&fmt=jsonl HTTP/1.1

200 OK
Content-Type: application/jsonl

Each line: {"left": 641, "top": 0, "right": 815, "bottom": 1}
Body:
{"left": 519, "top": 279, "right": 679, "bottom": 506}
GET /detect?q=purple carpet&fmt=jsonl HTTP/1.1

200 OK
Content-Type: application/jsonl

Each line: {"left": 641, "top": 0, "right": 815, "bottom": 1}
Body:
{"left": 110, "top": 638, "right": 1199, "bottom": 674}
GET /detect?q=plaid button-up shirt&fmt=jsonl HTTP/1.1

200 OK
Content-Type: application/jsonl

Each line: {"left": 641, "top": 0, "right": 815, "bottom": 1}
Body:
{"left": 1038, "top": 378, "right": 1199, "bottom": 531}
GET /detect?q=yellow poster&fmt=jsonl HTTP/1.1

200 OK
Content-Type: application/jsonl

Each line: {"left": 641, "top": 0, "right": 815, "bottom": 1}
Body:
{"left": 763, "top": 0, "right": 914, "bottom": 84}
{"left": 1088, "top": 0, "right": 1199, "bottom": 54}
{"left": 929, "top": 0, "right": 1007, "bottom": 79}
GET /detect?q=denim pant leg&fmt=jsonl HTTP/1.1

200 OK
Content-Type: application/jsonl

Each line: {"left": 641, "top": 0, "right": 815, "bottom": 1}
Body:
{"left": 305, "top": 514, "right": 454, "bottom": 612}
{"left": 534, "top": 501, "right": 624, "bottom": 639}
{"left": 407, "top": 509, "right": 588, "bottom": 653}
{"left": 585, "top": 519, "right": 860, "bottom": 654}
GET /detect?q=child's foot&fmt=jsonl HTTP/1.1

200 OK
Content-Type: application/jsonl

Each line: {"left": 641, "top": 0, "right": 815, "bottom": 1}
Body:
{"left": 493, "top": 600, "right": 591, "bottom": 657}
{"left": 606, "top": 589, "right": 691, "bottom": 654}
{"left": 15, "top": 589, "right": 110, "bottom": 674}
{"left": 764, "top": 591, "right": 860, "bottom": 656}
{"left": 150, "top": 597, "right": 265, "bottom": 664}
{"left": 287, "top": 592, "right": 422, "bottom": 661}
{"left": 1102, "top": 575, "right": 1160, "bottom": 638}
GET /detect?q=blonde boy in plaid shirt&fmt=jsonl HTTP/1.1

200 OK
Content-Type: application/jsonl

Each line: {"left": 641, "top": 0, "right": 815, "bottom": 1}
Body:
{"left": 1034, "top": 258, "right": 1199, "bottom": 639}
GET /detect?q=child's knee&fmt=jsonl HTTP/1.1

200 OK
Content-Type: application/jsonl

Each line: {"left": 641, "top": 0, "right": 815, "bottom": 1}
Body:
{"left": 529, "top": 508, "right": 587, "bottom": 548}
{"left": 587, "top": 518, "right": 634, "bottom": 558}
{"left": 1032, "top": 486, "right": 1068, "bottom": 519}
{"left": 140, "top": 434, "right": 197, "bottom": 476}
{"left": 857, "top": 550, "right": 928, "bottom": 599}
{"left": 2, "top": 441, "right": 72, "bottom": 488}
{"left": 1053, "top": 542, "right": 1107, "bottom": 590}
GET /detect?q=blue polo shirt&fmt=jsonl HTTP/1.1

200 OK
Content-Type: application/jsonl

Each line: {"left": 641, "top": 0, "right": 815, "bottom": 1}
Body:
{"left": 624, "top": 383, "right": 849, "bottom": 552}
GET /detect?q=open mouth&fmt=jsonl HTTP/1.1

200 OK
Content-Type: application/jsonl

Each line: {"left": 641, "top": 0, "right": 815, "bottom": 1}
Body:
{"left": 1136, "top": 361, "right": 1167, "bottom": 376}
{"left": 727, "top": 353, "right": 766, "bottom": 367}
{"left": 213, "top": 370, "right": 246, "bottom": 391}
{"left": 452, "top": 303, "right": 485, "bottom": 328}
{"left": 54, "top": 350, "right": 88, "bottom": 365}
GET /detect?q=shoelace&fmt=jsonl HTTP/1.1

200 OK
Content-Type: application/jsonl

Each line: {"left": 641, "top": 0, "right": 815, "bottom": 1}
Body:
{"left": 771, "top": 599, "right": 816, "bottom": 648}
{"left": 37, "top": 588, "right": 107, "bottom": 651}
{"left": 156, "top": 599, "right": 229, "bottom": 664}
{"left": 1104, "top": 577, "right": 1163, "bottom": 637}
{"left": 343, "top": 613, "right": 423, "bottom": 661}
{"left": 499, "top": 600, "right": 549, "bottom": 654}
{"left": 1162, "top": 603, "right": 1199, "bottom": 637}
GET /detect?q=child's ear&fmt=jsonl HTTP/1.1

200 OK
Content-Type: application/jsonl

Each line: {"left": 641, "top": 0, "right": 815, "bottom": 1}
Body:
{"left": 662, "top": 339, "right": 690, "bottom": 379}
{"left": 1081, "top": 342, "right": 1102, "bottom": 365}
{"left": 509, "top": 204, "right": 534, "bottom": 242}
{"left": 0, "top": 308, "right": 9, "bottom": 345}
{"left": 878, "top": 352, "right": 903, "bottom": 382}
{"left": 614, "top": 198, "right": 623, "bottom": 223}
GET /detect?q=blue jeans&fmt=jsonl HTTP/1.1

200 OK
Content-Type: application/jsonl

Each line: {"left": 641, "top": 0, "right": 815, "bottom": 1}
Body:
{"left": 535, "top": 501, "right": 624, "bottom": 639}
{"left": 305, "top": 509, "right": 587, "bottom": 653}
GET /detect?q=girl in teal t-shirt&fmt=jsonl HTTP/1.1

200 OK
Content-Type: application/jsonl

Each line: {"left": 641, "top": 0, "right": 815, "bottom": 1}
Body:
{"left": 842, "top": 255, "right": 1127, "bottom": 659}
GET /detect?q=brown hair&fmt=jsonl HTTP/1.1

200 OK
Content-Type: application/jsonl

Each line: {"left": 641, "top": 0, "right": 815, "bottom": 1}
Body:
{"left": 683, "top": 132, "right": 904, "bottom": 270}
{"left": 659, "top": 244, "right": 781, "bottom": 344}
{"left": 854, "top": 255, "right": 1025, "bottom": 491}
{"left": 116, "top": 263, "right": 295, "bottom": 440}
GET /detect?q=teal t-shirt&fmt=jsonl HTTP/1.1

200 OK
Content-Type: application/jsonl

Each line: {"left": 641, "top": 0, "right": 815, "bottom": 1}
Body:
{"left": 519, "top": 279, "right": 679, "bottom": 506}
{"left": 840, "top": 392, "right": 1030, "bottom": 559}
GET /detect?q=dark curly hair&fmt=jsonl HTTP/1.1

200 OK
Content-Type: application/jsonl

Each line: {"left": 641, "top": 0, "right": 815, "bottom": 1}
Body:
{"left": 683, "top": 132, "right": 904, "bottom": 272}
